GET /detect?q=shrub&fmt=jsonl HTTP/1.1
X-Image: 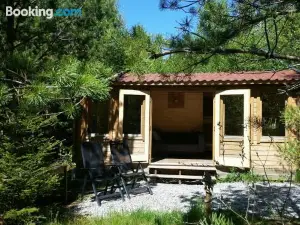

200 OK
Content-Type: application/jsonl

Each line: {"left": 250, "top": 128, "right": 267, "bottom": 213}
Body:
{"left": 278, "top": 105, "right": 300, "bottom": 179}
{"left": 3, "top": 207, "right": 40, "bottom": 225}
{"left": 218, "top": 168, "right": 264, "bottom": 183}
{"left": 0, "top": 113, "right": 71, "bottom": 224}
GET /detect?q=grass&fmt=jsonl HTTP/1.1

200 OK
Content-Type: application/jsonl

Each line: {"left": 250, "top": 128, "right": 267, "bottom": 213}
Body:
{"left": 46, "top": 210, "right": 183, "bottom": 225}
{"left": 44, "top": 195, "right": 300, "bottom": 225}
{"left": 217, "top": 168, "right": 300, "bottom": 184}
{"left": 45, "top": 198, "right": 245, "bottom": 225}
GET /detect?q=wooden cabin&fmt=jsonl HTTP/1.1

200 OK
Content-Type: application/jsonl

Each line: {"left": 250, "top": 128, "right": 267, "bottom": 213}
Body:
{"left": 75, "top": 70, "right": 300, "bottom": 179}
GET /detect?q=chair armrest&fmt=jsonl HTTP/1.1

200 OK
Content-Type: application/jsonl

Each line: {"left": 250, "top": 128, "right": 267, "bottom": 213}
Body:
{"left": 71, "top": 168, "right": 94, "bottom": 180}
{"left": 73, "top": 167, "right": 98, "bottom": 171}
{"left": 106, "top": 163, "right": 125, "bottom": 167}
{"left": 105, "top": 163, "right": 125, "bottom": 174}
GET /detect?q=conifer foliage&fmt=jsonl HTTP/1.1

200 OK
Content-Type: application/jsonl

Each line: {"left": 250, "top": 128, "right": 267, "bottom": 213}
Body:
{"left": 0, "top": 0, "right": 124, "bottom": 223}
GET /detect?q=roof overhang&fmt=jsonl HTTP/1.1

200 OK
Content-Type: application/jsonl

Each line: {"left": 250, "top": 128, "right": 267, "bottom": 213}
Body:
{"left": 113, "top": 70, "right": 300, "bottom": 87}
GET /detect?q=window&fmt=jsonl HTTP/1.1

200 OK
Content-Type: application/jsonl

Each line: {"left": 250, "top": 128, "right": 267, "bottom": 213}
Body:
{"left": 261, "top": 93, "right": 286, "bottom": 136}
{"left": 168, "top": 92, "right": 184, "bottom": 108}
{"left": 88, "top": 100, "right": 109, "bottom": 134}
{"left": 221, "top": 95, "right": 244, "bottom": 136}
{"left": 123, "top": 95, "right": 144, "bottom": 134}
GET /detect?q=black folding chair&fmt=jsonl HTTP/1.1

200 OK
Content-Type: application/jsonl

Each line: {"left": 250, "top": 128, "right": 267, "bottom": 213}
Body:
{"left": 109, "top": 139, "right": 153, "bottom": 199}
{"left": 78, "top": 141, "right": 125, "bottom": 206}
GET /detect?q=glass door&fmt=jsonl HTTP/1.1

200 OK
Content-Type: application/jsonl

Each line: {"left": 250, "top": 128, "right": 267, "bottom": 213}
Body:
{"left": 214, "top": 89, "right": 251, "bottom": 167}
{"left": 118, "top": 89, "right": 151, "bottom": 162}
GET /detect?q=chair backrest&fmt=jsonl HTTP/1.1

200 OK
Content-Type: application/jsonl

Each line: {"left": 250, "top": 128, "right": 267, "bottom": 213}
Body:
{"left": 109, "top": 139, "right": 133, "bottom": 172}
{"left": 81, "top": 142, "right": 105, "bottom": 177}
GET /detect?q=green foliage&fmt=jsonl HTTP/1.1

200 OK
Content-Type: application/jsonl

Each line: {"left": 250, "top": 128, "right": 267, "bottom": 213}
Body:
{"left": 46, "top": 199, "right": 242, "bottom": 225}
{"left": 218, "top": 169, "right": 264, "bottom": 183}
{"left": 47, "top": 210, "right": 183, "bottom": 225}
{"left": 0, "top": 114, "right": 62, "bottom": 213}
{"left": 277, "top": 105, "right": 300, "bottom": 175}
{"left": 48, "top": 198, "right": 300, "bottom": 225}
{"left": 3, "top": 207, "right": 39, "bottom": 225}
{"left": 0, "top": 1, "right": 299, "bottom": 225}
{"left": 278, "top": 140, "right": 300, "bottom": 168}
{"left": 158, "top": 0, "right": 300, "bottom": 71}
{"left": 184, "top": 198, "right": 204, "bottom": 222}
{"left": 0, "top": 0, "right": 126, "bottom": 224}
{"left": 0, "top": 84, "right": 12, "bottom": 106}
{"left": 283, "top": 105, "right": 300, "bottom": 133}
{"left": 208, "top": 213, "right": 235, "bottom": 225}
{"left": 184, "top": 198, "right": 239, "bottom": 225}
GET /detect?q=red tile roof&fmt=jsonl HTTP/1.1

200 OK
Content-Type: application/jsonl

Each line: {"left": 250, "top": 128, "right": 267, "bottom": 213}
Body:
{"left": 115, "top": 70, "right": 300, "bottom": 86}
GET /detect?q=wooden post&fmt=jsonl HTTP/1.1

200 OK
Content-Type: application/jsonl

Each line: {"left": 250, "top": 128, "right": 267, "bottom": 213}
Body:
{"left": 250, "top": 97, "right": 254, "bottom": 144}
{"left": 287, "top": 96, "right": 297, "bottom": 138}
{"left": 73, "top": 98, "right": 89, "bottom": 167}
{"left": 203, "top": 172, "right": 213, "bottom": 217}
{"left": 148, "top": 96, "right": 153, "bottom": 163}
{"left": 108, "top": 91, "right": 119, "bottom": 141}
{"left": 141, "top": 99, "right": 145, "bottom": 141}
{"left": 178, "top": 170, "right": 182, "bottom": 184}
{"left": 212, "top": 95, "right": 216, "bottom": 163}
{"left": 256, "top": 97, "right": 262, "bottom": 144}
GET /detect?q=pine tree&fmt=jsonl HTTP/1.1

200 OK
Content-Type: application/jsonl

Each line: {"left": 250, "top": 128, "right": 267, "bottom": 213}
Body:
{"left": 0, "top": 0, "right": 126, "bottom": 223}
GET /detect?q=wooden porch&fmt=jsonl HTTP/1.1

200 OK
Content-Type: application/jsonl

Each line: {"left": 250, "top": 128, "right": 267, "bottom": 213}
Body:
{"left": 147, "top": 158, "right": 216, "bottom": 183}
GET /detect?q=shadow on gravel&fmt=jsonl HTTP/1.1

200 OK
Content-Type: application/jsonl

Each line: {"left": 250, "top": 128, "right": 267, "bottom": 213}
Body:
{"left": 68, "top": 182, "right": 159, "bottom": 207}
{"left": 213, "top": 183, "right": 300, "bottom": 219}
{"left": 178, "top": 183, "right": 300, "bottom": 221}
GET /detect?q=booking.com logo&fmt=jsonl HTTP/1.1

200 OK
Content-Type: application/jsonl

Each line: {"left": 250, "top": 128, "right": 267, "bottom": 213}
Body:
{"left": 6, "top": 6, "right": 82, "bottom": 19}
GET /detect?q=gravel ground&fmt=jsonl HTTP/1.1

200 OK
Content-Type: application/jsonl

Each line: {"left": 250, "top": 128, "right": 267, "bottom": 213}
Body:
{"left": 74, "top": 182, "right": 300, "bottom": 218}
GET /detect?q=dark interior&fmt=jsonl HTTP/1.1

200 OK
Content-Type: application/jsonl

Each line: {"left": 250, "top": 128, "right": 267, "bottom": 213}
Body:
{"left": 158, "top": 132, "right": 201, "bottom": 145}
{"left": 152, "top": 92, "right": 214, "bottom": 160}
{"left": 152, "top": 131, "right": 211, "bottom": 159}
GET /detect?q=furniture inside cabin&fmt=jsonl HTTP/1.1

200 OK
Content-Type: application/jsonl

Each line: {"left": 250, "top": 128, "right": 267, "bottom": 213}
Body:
{"left": 152, "top": 130, "right": 205, "bottom": 158}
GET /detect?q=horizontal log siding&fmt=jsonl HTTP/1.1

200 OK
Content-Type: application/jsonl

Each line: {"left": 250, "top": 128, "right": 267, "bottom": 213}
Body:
{"left": 251, "top": 143, "right": 289, "bottom": 171}
{"left": 216, "top": 92, "right": 294, "bottom": 177}
{"left": 152, "top": 90, "right": 203, "bottom": 132}
{"left": 220, "top": 141, "right": 244, "bottom": 157}
{"left": 251, "top": 94, "right": 292, "bottom": 175}
{"left": 126, "top": 138, "right": 145, "bottom": 154}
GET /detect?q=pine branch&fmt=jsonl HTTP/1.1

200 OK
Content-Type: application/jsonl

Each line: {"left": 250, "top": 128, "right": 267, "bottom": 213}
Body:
{"left": 151, "top": 47, "right": 300, "bottom": 62}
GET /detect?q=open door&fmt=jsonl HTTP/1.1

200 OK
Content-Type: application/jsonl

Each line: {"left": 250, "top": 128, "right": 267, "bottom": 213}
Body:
{"left": 214, "top": 89, "right": 251, "bottom": 167}
{"left": 118, "top": 89, "right": 151, "bottom": 162}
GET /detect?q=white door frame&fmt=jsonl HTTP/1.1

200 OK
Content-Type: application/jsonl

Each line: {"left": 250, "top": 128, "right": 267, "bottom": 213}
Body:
{"left": 119, "top": 89, "right": 150, "bottom": 162}
{"left": 214, "top": 89, "right": 251, "bottom": 167}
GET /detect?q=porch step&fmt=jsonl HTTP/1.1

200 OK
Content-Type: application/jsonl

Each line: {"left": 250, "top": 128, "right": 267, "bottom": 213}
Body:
{"left": 147, "top": 161, "right": 216, "bottom": 183}
{"left": 148, "top": 165, "right": 216, "bottom": 171}
{"left": 147, "top": 174, "right": 203, "bottom": 180}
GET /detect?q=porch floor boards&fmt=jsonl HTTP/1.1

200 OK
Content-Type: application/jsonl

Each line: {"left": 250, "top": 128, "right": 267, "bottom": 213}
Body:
{"left": 147, "top": 174, "right": 204, "bottom": 180}
{"left": 150, "top": 158, "right": 214, "bottom": 166}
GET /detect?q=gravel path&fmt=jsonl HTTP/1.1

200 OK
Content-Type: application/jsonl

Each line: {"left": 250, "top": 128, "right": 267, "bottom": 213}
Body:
{"left": 74, "top": 182, "right": 300, "bottom": 218}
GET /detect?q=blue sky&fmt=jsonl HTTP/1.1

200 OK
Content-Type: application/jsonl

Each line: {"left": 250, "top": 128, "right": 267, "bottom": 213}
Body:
{"left": 118, "top": 0, "right": 189, "bottom": 37}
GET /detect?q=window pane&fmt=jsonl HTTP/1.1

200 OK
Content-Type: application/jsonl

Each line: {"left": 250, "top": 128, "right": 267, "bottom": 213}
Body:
{"left": 221, "top": 95, "right": 244, "bottom": 136}
{"left": 261, "top": 93, "right": 285, "bottom": 136}
{"left": 89, "top": 100, "right": 109, "bottom": 134}
{"left": 123, "top": 95, "right": 144, "bottom": 134}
